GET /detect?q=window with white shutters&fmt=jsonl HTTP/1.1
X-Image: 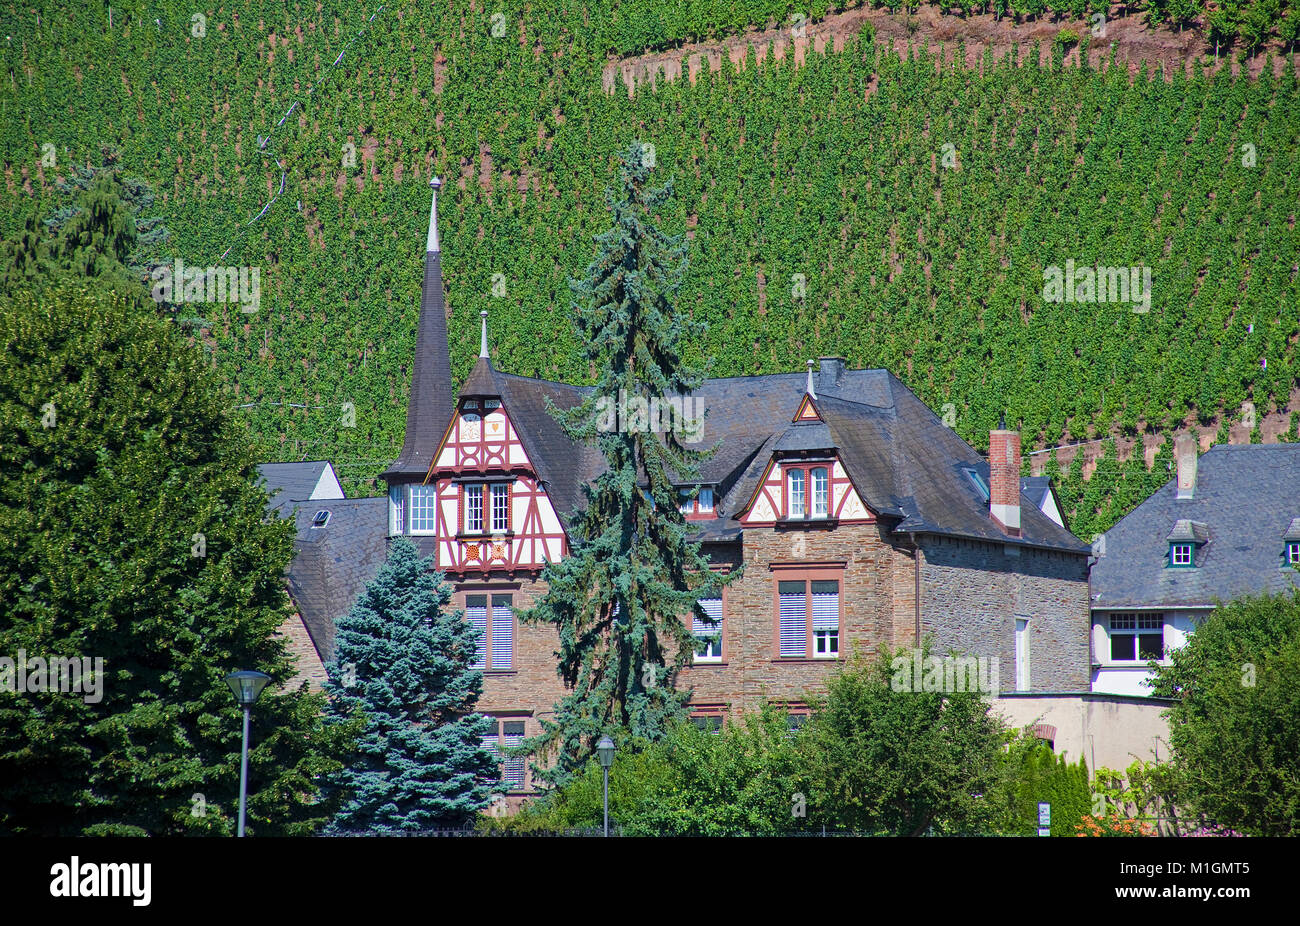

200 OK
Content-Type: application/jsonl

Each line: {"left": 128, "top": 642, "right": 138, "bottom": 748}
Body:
{"left": 491, "top": 594, "right": 514, "bottom": 670}
{"left": 779, "top": 581, "right": 807, "bottom": 657}
{"left": 466, "top": 595, "right": 488, "bottom": 669}
{"left": 693, "top": 595, "right": 723, "bottom": 663}
{"left": 811, "top": 580, "right": 839, "bottom": 657}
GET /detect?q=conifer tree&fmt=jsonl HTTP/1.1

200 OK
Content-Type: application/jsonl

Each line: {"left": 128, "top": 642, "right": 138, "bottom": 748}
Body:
{"left": 324, "top": 538, "right": 501, "bottom": 833}
{"left": 519, "top": 141, "right": 732, "bottom": 786}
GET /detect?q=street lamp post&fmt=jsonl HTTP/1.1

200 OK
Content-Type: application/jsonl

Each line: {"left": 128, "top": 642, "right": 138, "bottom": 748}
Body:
{"left": 225, "top": 670, "right": 272, "bottom": 837}
{"left": 597, "top": 735, "right": 616, "bottom": 837}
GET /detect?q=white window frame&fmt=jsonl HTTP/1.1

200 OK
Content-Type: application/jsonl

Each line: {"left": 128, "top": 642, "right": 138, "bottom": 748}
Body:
{"left": 409, "top": 484, "right": 437, "bottom": 534}
{"left": 787, "top": 468, "right": 805, "bottom": 519}
{"left": 811, "top": 466, "right": 829, "bottom": 518}
{"left": 491, "top": 482, "right": 510, "bottom": 533}
{"left": 1107, "top": 612, "right": 1165, "bottom": 663}
{"left": 388, "top": 484, "right": 406, "bottom": 535}
{"left": 692, "top": 595, "right": 723, "bottom": 664}
{"left": 465, "top": 484, "right": 484, "bottom": 534}
{"left": 1288, "top": 542, "right": 1300, "bottom": 566}
{"left": 698, "top": 487, "right": 714, "bottom": 513}
{"left": 1015, "top": 618, "right": 1030, "bottom": 690}
{"left": 811, "top": 579, "right": 839, "bottom": 658}
{"left": 1170, "top": 543, "right": 1193, "bottom": 566}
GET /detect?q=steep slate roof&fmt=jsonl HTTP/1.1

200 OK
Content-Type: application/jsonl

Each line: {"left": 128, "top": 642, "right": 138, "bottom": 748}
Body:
{"left": 446, "top": 360, "right": 1086, "bottom": 554}
{"left": 384, "top": 250, "right": 454, "bottom": 478}
{"left": 1091, "top": 444, "right": 1300, "bottom": 609}
{"left": 257, "top": 461, "right": 333, "bottom": 516}
{"left": 283, "top": 497, "right": 389, "bottom": 665}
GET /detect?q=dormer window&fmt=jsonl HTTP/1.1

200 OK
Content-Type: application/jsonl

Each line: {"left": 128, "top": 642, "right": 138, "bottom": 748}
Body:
{"left": 784, "top": 465, "right": 829, "bottom": 520}
{"left": 1166, "top": 519, "right": 1208, "bottom": 568}
{"left": 678, "top": 486, "right": 716, "bottom": 518}
{"left": 1284, "top": 520, "right": 1300, "bottom": 567}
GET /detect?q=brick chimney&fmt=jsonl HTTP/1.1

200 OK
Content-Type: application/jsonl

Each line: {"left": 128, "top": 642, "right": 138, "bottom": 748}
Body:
{"left": 1175, "top": 433, "right": 1197, "bottom": 500}
{"left": 989, "top": 418, "right": 1021, "bottom": 537}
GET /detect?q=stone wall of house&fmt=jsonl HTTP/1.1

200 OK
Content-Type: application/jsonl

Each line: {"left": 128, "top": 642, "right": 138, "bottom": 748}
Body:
{"left": 277, "top": 613, "right": 328, "bottom": 691}
{"left": 918, "top": 536, "right": 1090, "bottom": 691}
{"left": 681, "top": 518, "right": 910, "bottom": 714}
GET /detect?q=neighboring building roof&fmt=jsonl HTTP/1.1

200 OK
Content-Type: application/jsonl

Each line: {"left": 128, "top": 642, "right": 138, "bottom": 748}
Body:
{"left": 432, "top": 357, "right": 1087, "bottom": 554}
{"left": 1091, "top": 444, "right": 1300, "bottom": 609}
{"left": 283, "top": 497, "right": 389, "bottom": 665}
{"left": 256, "top": 461, "right": 344, "bottom": 516}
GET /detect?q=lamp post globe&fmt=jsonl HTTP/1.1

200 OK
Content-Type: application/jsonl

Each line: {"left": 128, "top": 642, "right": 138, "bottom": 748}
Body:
{"left": 225, "top": 670, "right": 272, "bottom": 837}
{"left": 596, "top": 735, "right": 616, "bottom": 836}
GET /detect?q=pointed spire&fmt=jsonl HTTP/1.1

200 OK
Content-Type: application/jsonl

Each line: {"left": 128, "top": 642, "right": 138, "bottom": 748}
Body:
{"left": 426, "top": 175, "right": 442, "bottom": 254}
{"left": 806, "top": 359, "right": 817, "bottom": 400}
{"left": 479, "top": 310, "right": 489, "bottom": 359}
{"left": 383, "top": 172, "right": 454, "bottom": 479}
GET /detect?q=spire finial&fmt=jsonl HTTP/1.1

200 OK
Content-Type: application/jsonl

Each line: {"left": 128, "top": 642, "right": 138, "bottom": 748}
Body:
{"left": 479, "top": 310, "right": 489, "bottom": 359}
{"left": 999, "top": 411, "right": 1007, "bottom": 430}
{"left": 806, "top": 359, "right": 817, "bottom": 400}
{"left": 426, "top": 175, "right": 443, "bottom": 253}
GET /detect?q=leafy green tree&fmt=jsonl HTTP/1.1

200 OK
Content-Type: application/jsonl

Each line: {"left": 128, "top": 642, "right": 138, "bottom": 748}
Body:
{"left": 801, "top": 643, "right": 1009, "bottom": 835}
{"left": 1147, "top": 591, "right": 1300, "bottom": 836}
{"left": 491, "top": 708, "right": 810, "bottom": 836}
{"left": 0, "top": 281, "right": 359, "bottom": 835}
{"left": 628, "top": 708, "right": 812, "bottom": 836}
{"left": 323, "top": 538, "right": 501, "bottom": 834}
{"left": 518, "top": 141, "right": 732, "bottom": 785}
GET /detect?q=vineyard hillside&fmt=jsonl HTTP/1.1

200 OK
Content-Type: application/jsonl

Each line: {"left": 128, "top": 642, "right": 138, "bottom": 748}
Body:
{"left": 2, "top": 1, "right": 1297, "bottom": 539}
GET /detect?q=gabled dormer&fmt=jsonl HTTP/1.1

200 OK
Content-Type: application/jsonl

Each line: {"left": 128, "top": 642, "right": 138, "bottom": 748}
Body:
{"left": 1283, "top": 518, "right": 1300, "bottom": 568}
{"left": 1166, "top": 519, "right": 1209, "bottom": 568}
{"left": 737, "top": 366, "right": 873, "bottom": 527}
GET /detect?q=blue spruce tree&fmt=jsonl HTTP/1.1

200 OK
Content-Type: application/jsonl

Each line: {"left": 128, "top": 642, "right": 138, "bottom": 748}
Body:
{"left": 324, "top": 538, "right": 502, "bottom": 833}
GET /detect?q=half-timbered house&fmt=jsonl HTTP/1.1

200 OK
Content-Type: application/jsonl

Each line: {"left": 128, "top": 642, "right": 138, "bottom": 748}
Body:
{"left": 265, "top": 180, "right": 1092, "bottom": 800}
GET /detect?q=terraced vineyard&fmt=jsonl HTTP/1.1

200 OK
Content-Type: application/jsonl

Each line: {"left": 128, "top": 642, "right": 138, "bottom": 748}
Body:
{"left": 3, "top": 1, "right": 1297, "bottom": 537}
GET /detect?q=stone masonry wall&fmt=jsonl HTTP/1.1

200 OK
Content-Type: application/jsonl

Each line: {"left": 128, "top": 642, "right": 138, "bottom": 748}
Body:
{"left": 918, "top": 536, "right": 1090, "bottom": 691}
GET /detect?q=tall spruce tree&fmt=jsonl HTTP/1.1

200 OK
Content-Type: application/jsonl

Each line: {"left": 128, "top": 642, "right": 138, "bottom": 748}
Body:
{"left": 324, "top": 538, "right": 501, "bottom": 833}
{"left": 519, "top": 141, "right": 732, "bottom": 786}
